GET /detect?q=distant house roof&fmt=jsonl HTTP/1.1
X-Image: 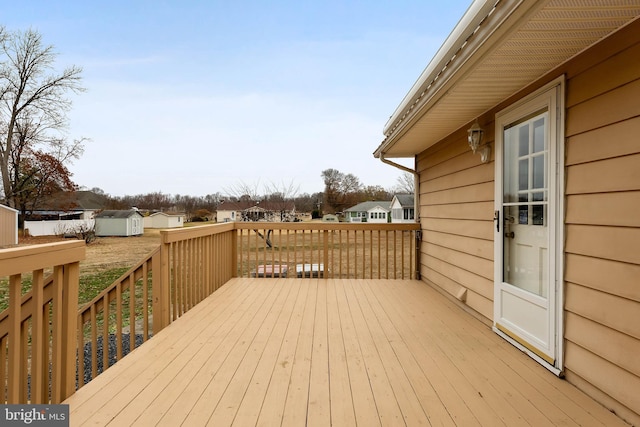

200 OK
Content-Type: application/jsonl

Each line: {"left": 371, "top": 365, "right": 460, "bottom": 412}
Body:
{"left": 95, "top": 209, "right": 143, "bottom": 219}
{"left": 38, "top": 190, "right": 109, "bottom": 211}
{"left": 345, "top": 201, "right": 391, "bottom": 212}
{"left": 393, "top": 194, "right": 414, "bottom": 208}
{"left": 150, "top": 212, "right": 184, "bottom": 218}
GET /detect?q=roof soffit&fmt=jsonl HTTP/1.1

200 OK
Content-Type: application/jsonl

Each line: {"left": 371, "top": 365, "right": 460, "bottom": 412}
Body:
{"left": 376, "top": 0, "right": 640, "bottom": 158}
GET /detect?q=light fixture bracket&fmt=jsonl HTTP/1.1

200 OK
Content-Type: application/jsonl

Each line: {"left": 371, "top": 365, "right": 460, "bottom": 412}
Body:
{"left": 467, "top": 120, "right": 490, "bottom": 163}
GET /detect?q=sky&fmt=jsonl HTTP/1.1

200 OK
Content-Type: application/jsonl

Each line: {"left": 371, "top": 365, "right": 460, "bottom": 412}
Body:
{"left": 3, "top": 0, "right": 472, "bottom": 198}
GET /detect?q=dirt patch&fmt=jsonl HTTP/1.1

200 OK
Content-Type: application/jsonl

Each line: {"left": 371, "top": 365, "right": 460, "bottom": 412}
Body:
{"left": 18, "top": 230, "right": 162, "bottom": 277}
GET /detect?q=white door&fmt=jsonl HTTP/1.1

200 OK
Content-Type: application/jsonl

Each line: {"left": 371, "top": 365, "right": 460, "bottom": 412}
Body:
{"left": 494, "top": 79, "right": 564, "bottom": 370}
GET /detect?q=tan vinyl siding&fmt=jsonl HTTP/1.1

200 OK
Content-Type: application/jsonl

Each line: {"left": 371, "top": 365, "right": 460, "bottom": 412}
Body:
{"left": 415, "top": 20, "right": 640, "bottom": 424}
{"left": 564, "top": 34, "right": 640, "bottom": 425}
{"left": 417, "top": 129, "right": 495, "bottom": 320}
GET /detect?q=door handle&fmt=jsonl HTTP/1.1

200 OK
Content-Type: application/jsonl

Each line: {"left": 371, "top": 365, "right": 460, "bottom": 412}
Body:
{"left": 494, "top": 210, "right": 500, "bottom": 232}
{"left": 505, "top": 231, "right": 515, "bottom": 239}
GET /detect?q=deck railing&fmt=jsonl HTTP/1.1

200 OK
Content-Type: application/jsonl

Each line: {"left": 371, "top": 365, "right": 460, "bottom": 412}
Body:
{"left": 0, "top": 221, "right": 420, "bottom": 403}
{"left": 76, "top": 247, "right": 159, "bottom": 388}
{"left": 234, "top": 222, "right": 421, "bottom": 280}
{"left": 0, "top": 241, "right": 85, "bottom": 404}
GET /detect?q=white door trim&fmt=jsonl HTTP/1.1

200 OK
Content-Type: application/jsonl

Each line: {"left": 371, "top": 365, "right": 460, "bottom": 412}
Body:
{"left": 493, "top": 75, "right": 565, "bottom": 374}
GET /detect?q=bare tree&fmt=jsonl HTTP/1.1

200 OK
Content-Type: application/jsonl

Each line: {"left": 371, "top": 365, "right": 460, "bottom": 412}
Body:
{"left": 321, "top": 168, "right": 363, "bottom": 213}
{"left": 0, "top": 28, "right": 85, "bottom": 208}
{"left": 395, "top": 171, "right": 415, "bottom": 194}
{"left": 223, "top": 180, "right": 262, "bottom": 202}
{"left": 263, "top": 180, "right": 299, "bottom": 222}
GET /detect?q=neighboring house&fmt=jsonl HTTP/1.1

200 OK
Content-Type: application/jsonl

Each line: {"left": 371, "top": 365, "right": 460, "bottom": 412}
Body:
{"left": 144, "top": 212, "right": 185, "bottom": 229}
{"left": 216, "top": 200, "right": 296, "bottom": 222}
{"left": 0, "top": 204, "right": 18, "bottom": 246}
{"left": 374, "top": 2, "right": 640, "bottom": 425}
{"left": 95, "top": 210, "right": 144, "bottom": 237}
{"left": 344, "top": 201, "right": 391, "bottom": 223}
{"left": 390, "top": 194, "right": 415, "bottom": 223}
{"left": 27, "top": 190, "right": 109, "bottom": 220}
{"left": 23, "top": 191, "right": 109, "bottom": 237}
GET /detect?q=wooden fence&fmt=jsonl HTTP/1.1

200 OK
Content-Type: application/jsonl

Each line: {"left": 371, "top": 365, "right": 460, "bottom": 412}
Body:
{"left": 0, "top": 221, "right": 420, "bottom": 403}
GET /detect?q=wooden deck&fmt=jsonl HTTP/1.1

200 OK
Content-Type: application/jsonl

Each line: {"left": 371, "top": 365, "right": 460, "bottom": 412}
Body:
{"left": 65, "top": 278, "right": 627, "bottom": 426}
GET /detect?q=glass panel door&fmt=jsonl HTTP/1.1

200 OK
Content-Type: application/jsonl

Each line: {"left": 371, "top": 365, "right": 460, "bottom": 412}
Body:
{"left": 502, "top": 112, "right": 549, "bottom": 297}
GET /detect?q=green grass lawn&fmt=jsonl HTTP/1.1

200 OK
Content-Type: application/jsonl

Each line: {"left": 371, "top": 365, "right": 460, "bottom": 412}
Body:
{"left": 0, "top": 267, "right": 130, "bottom": 312}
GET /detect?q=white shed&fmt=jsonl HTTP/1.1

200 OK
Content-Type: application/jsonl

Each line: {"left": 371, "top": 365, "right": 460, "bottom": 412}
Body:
{"left": 95, "top": 210, "right": 144, "bottom": 237}
{"left": 144, "top": 212, "right": 184, "bottom": 229}
{"left": 0, "top": 204, "right": 18, "bottom": 246}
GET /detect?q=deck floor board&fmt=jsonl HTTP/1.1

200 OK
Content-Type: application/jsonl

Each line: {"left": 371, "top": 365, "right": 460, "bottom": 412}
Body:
{"left": 65, "top": 278, "right": 629, "bottom": 427}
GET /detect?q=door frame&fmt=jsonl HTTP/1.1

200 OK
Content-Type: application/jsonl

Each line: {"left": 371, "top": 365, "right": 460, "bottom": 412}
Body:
{"left": 493, "top": 76, "right": 566, "bottom": 374}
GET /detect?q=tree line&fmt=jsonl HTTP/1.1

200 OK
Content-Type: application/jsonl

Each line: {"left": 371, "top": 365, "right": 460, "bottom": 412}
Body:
{"left": 91, "top": 169, "right": 413, "bottom": 220}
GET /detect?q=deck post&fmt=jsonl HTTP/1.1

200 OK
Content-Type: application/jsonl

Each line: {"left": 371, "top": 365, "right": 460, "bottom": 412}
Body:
{"left": 323, "top": 230, "right": 329, "bottom": 279}
{"left": 231, "top": 226, "right": 238, "bottom": 278}
{"left": 61, "top": 262, "right": 80, "bottom": 401}
{"left": 414, "top": 229, "right": 422, "bottom": 280}
{"left": 153, "top": 239, "right": 171, "bottom": 334}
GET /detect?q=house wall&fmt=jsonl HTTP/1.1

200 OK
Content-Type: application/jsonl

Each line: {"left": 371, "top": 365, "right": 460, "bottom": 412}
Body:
{"left": 561, "top": 26, "right": 640, "bottom": 425}
{"left": 217, "top": 210, "right": 236, "bottom": 222}
{"left": 416, "top": 20, "right": 640, "bottom": 425}
{"left": 417, "top": 126, "right": 495, "bottom": 320}
{"left": 0, "top": 205, "right": 18, "bottom": 246}
{"left": 145, "top": 214, "right": 183, "bottom": 229}
{"left": 367, "top": 207, "right": 389, "bottom": 223}
{"left": 390, "top": 199, "right": 415, "bottom": 223}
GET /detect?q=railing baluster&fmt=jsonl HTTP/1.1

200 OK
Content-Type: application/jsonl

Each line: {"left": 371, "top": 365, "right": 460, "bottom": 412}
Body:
{"left": 20, "top": 318, "right": 28, "bottom": 402}
{"left": 338, "top": 229, "right": 343, "bottom": 278}
{"left": 43, "top": 305, "right": 51, "bottom": 403}
{"left": 393, "top": 230, "right": 398, "bottom": 280}
{"left": 31, "top": 269, "right": 44, "bottom": 402}
{"left": 129, "top": 273, "right": 136, "bottom": 352}
{"left": 0, "top": 335, "right": 7, "bottom": 403}
{"left": 8, "top": 275, "right": 22, "bottom": 403}
{"left": 293, "top": 230, "right": 298, "bottom": 272}
{"left": 142, "top": 260, "right": 149, "bottom": 341}
{"left": 116, "top": 282, "right": 123, "bottom": 362}
{"left": 102, "top": 294, "right": 109, "bottom": 373}
{"left": 91, "top": 305, "right": 98, "bottom": 380}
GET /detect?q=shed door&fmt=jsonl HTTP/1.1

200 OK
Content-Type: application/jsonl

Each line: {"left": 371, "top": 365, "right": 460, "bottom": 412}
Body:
{"left": 132, "top": 217, "right": 142, "bottom": 235}
{"left": 494, "top": 79, "right": 564, "bottom": 370}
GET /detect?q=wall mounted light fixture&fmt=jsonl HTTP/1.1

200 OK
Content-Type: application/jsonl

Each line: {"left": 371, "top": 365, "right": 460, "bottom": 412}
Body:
{"left": 467, "top": 120, "right": 491, "bottom": 163}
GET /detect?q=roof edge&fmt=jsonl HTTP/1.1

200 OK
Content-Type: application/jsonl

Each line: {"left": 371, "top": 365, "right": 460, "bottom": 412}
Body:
{"left": 375, "top": 0, "right": 527, "bottom": 158}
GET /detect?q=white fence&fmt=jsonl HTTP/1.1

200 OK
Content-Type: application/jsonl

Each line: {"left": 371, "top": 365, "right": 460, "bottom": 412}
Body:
{"left": 24, "top": 219, "right": 95, "bottom": 237}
